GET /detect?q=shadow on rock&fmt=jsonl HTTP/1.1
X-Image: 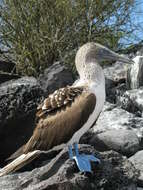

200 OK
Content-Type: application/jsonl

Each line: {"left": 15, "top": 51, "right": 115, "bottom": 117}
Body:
{"left": 0, "top": 145, "right": 139, "bottom": 190}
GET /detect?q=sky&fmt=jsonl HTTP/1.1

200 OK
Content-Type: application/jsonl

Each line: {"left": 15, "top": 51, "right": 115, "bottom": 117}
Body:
{"left": 129, "top": 0, "right": 143, "bottom": 43}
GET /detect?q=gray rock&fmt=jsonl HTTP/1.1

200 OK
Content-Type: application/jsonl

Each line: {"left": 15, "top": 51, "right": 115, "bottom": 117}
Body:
{"left": 0, "top": 145, "right": 139, "bottom": 190}
{"left": 104, "top": 61, "right": 130, "bottom": 103}
{"left": 38, "top": 62, "right": 74, "bottom": 96}
{"left": 106, "top": 83, "right": 126, "bottom": 104}
{"left": 117, "top": 87, "right": 143, "bottom": 115}
{"left": 93, "top": 102, "right": 143, "bottom": 139}
{"left": 89, "top": 129, "right": 139, "bottom": 156}
{"left": 129, "top": 150, "right": 143, "bottom": 187}
{"left": 0, "top": 59, "right": 16, "bottom": 73}
{"left": 137, "top": 47, "right": 143, "bottom": 56}
{"left": 0, "top": 72, "right": 20, "bottom": 84}
{"left": 0, "top": 77, "right": 44, "bottom": 163}
{"left": 104, "top": 61, "right": 130, "bottom": 85}
{"left": 127, "top": 56, "right": 143, "bottom": 89}
{"left": 125, "top": 44, "right": 143, "bottom": 59}
{"left": 81, "top": 102, "right": 143, "bottom": 148}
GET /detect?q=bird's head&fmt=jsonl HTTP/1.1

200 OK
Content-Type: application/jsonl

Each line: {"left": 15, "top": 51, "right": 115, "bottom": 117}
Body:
{"left": 75, "top": 42, "right": 133, "bottom": 68}
{"left": 75, "top": 42, "right": 133, "bottom": 84}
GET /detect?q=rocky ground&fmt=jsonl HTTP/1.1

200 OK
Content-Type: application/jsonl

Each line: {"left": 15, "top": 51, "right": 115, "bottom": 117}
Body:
{"left": 0, "top": 50, "right": 143, "bottom": 189}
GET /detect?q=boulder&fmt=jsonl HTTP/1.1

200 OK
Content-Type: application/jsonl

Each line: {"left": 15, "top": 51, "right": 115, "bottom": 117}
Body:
{"left": 136, "top": 47, "right": 143, "bottom": 56}
{"left": 127, "top": 56, "right": 143, "bottom": 89}
{"left": 104, "top": 61, "right": 130, "bottom": 103}
{"left": 81, "top": 102, "right": 143, "bottom": 150}
{"left": 0, "top": 58, "right": 18, "bottom": 83}
{"left": 104, "top": 61, "right": 130, "bottom": 87}
{"left": 0, "top": 145, "right": 139, "bottom": 190}
{"left": 0, "top": 59, "right": 16, "bottom": 73}
{"left": 117, "top": 87, "right": 143, "bottom": 115}
{"left": 106, "top": 83, "right": 126, "bottom": 103}
{"left": 0, "top": 77, "right": 44, "bottom": 163}
{"left": 89, "top": 129, "right": 139, "bottom": 157}
{"left": 129, "top": 150, "right": 143, "bottom": 187}
{"left": 93, "top": 102, "right": 143, "bottom": 139}
{"left": 0, "top": 71, "right": 20, "bottom": 84}
{"left": 38, "top": 62, "right": 74, "bottom": 96}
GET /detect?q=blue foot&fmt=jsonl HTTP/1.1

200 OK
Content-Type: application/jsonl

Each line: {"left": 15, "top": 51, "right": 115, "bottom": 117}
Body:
{"left": 68, "top": 145, "right": 73, "bottom": 159}
{"left": 68, "top": 143, "right": 100, "bottom": 172}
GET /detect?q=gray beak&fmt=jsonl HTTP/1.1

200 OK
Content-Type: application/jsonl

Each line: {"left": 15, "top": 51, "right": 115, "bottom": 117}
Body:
{"left": 100, "top": 46, "right": 134, "bottom": 64}
{"left": 110, "top": 51, "right": 134, "bottom": 64}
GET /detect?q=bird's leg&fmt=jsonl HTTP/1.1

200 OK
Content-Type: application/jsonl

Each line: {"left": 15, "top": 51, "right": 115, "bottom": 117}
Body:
{"left": 71, "top": 142, "right": 100, "bottom": 173}
{"left": 72, "top": 142, "right": 91, "bottom": 172}
{"left": 74, "top": 142, "right": 79, "bottom": 156}
{"left": 68, "top": 145, "right": 73, "bottom": 159}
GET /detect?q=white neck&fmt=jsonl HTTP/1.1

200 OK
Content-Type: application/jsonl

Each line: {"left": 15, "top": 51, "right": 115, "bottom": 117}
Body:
{"left": 74, "top": 62, "right": 105, "bottom": 89}
{"left": 70, "top": 66, "right": 106, "bottom": 144}
{"left": 75, "top": 43, "right": 105, "bottom": 91}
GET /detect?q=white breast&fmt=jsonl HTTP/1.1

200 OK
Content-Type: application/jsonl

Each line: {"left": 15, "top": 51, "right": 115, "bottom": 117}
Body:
{"left": 68, "top": 83, "right": 105, "bottom": 144}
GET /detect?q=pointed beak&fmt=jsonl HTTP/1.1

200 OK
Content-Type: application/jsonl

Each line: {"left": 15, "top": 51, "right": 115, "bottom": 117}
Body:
{"left": 100, "top": 47, "right": 134, "bottom": 64}
{"left": 111, "top": 52, "right": 134, "bottom": 64}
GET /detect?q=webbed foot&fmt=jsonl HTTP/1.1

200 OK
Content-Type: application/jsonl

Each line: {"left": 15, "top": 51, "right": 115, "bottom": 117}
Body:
{"left": 68, "top": 143, "right": 100, "bottom": 172}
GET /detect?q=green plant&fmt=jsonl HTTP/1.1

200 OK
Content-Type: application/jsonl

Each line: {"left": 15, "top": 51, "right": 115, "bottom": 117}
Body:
{"left": 0, "top": 0, "right": 135, "bottom": 76}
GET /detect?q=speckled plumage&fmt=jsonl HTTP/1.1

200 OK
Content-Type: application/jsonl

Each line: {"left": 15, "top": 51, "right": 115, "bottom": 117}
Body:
{"left": 37, "top": 86, "right": 83, "bottom": 116}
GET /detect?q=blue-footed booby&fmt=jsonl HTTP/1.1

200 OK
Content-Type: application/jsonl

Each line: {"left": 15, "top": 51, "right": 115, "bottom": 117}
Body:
{"left": 0, "top": 42, "right": 133, "bottom": 175}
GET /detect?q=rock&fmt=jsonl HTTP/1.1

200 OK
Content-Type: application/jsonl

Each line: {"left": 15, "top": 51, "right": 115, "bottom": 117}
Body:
{"left": 117, "top": 87, "right": 143, "bottom": 115}
{"left": 94, "top": 102, "right": 143, "bottom": 139}
{"left": 107, "top": 83, "right": 127, "bottom": 103}
{"left": 89, "top": 129, "right": 139, "bottom": 156}
{"left": 104, "top": 78, "right": 117, "bottom": 103}
{"left": 137, "top": 47, "right": 143, "bottom": 56}
{"left": 104, "top": 61, "right": 130, "bottom": 103}
{"left": 104, "top": 61, "right": 130, "bottom": 87}
{"left": 129, "top": 150, "right": 143, "bottom": 187}
{"left": 0, "top": 59, "right": 16, "bottom": 73}
{"left": 122, "top": 43, "right": 143, "bottom": 58}
{"left": 0, "top": 71, "right": 20, "bottom": 84}
{"left": 81, "top": 102, "right": 143, "bottom": 148}
{"left": 38, "top": 62, "right": 74, "bottom": 96}
{"left": 0, "top": 145, "right": 139, "bottom": 190}
{"left": 127, "top": 56, "right": 143, "bottom": 89}
{"left": 0, "top": 77, "right": 44, "bottom": 163}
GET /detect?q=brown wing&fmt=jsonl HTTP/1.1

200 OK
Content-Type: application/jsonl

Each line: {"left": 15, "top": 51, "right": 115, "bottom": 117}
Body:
{"left": 36, "top": 86, "right": 83, "bottom": 118}
{"left": 8, "top": 86, "right": 96, "bottom": 161}
{"left": 23, "top": 86, "right": 96, "bottom": 153}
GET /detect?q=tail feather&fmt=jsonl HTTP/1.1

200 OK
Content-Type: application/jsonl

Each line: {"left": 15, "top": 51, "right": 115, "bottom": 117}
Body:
{"left": 0, "top": 144, "right": 65, "bottom": 177}
{"left": 0, "top": 150, "right": 41, "bottom": 177}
